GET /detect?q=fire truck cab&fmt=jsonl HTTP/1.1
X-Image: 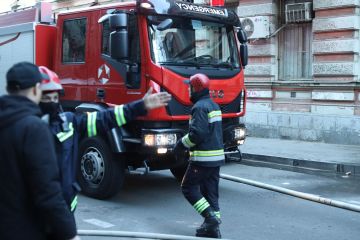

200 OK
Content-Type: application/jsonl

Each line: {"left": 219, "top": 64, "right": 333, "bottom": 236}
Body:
{"left": 57, "top": 0, "right": 248, "bottom": 199}
{"left": 0, "top": 0, "right": 248, "bottom": 199}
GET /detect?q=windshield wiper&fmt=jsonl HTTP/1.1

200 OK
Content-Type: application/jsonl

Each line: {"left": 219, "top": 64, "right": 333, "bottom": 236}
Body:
{"left": 159, "top": 60, "right": 236, "bottom": 70}
{"left": 210, "top": 62, "right": 235, "bottom": 70}
{"left": 158, "top": 61, "right": 201, "bottom": 68}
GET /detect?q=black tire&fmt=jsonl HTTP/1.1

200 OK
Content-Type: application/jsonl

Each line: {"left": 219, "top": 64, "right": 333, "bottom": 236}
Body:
{"left": 170, "top": 162, "right": 189, "bottom": 182}
{"left": 77, "top": 136, "right": 124, "bottom": 199}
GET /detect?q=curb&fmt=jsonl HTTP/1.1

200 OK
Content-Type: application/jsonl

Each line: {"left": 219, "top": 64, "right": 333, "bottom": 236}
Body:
{"left": 242, "top": 153, "right": 360, "bottom": 176}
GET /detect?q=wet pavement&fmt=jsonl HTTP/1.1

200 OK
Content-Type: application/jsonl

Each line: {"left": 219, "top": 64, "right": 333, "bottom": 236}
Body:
{"left": 77, "top": 163, "right": 360, "bottom": 240}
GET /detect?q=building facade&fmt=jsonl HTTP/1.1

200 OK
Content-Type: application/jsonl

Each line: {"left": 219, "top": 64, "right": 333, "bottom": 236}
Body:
{"left": 239, "top": 0, "right": 360, "bottom": 145}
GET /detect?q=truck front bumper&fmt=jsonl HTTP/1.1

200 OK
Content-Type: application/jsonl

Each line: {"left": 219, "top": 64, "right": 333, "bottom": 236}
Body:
{"left": 140, "top": 123, "right": 246, "bottom": 155}
{"left": 223, "top": 123, "right": 246, "bottom": 150}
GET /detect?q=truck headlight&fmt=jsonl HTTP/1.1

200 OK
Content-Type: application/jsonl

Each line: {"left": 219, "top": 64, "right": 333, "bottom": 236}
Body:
{"left": 234, "top": 127, "right": 246, "bottom": 140}
{"left": 143, "top": 133, "right": 177, "bottom": 146}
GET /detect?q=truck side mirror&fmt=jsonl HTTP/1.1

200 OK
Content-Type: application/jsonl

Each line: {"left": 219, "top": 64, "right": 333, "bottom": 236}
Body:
{"left": 109, "top": 13, "right": 129, "bottom": 60}
{"left": 157, "top": 18, "right": 173, "bottom": 31}
{"left": 240, "top": 44, "right": 248, "bottom": 67}
{"left": 237, "top": 29, "right": 248, "bottom": 44}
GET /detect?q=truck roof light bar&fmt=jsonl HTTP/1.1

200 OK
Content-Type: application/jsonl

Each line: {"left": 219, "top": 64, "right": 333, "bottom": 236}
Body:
{"left": 140, "top": 2, "right": 154, "bottom": 10}
{"left": 210, "top": 0, "right": 225, "bottom": 7}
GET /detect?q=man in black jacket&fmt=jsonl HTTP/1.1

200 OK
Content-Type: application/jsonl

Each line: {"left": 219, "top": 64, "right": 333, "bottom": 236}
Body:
{"left": 174, "top": 73, "right": 224, "bottom": 238}
{"left": 0, "top": 62, "right": 79, "bottom": 240}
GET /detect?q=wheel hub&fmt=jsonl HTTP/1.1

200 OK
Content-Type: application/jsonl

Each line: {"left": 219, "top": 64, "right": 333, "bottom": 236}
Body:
{"left": 81, "top": 147, "right": 105, "bottom": 185}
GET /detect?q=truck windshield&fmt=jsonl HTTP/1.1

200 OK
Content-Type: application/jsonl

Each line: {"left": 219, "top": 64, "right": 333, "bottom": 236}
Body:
{"left": 148, "top": 16, "right": 240, "bottom": 69}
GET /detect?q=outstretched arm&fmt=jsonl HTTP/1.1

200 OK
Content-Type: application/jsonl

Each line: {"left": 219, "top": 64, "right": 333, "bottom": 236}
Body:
{"left": 77, "top": 88, "right": 171, "bottom": 137}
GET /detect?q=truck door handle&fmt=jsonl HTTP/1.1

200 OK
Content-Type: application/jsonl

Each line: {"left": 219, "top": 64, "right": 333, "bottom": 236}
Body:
{"left": 96, "top": 88, "right": 105, "bottom": 99}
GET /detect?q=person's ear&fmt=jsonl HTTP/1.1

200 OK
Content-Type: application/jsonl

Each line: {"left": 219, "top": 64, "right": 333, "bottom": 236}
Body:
{"left": 34, "top": 83, "right": 42, "bottom": 97}
{"left": 32, "top": 85, "right": 37, "bottom": 96}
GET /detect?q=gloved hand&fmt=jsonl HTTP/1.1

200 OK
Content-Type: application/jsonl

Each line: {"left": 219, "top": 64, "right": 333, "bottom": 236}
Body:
{"left": 173, "top": 139, "right": 187, "bottom": 157}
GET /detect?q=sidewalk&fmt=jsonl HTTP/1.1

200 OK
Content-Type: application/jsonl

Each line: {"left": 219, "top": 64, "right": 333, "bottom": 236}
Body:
{"left": 240, "top": 137, "right": 360, "bottom": 176}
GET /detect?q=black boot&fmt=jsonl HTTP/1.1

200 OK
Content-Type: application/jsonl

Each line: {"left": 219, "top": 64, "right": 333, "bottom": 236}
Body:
{"left": 195, "top": 208, "right": 221, "bottom": 238}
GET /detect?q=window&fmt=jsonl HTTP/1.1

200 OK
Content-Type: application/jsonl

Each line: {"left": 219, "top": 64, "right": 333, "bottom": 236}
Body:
{"left": 128, "top": 14, "right": 140, "bottom": 64}
{"left": 278, "top": 0, "right": 312, "bottom": 80}
{"left": 101, "top": 20, "right": 110, "bottom": 55}
{"left": 62, "top": 18, "right": 87, "bottom": 63}
{"left": 148, "top": 16, "right": 240, "bottom": 68}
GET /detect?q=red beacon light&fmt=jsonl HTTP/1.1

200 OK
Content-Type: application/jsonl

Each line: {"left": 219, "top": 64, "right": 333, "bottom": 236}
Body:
{"left": 210, "top": 0, "right": 225, "bottom": 7}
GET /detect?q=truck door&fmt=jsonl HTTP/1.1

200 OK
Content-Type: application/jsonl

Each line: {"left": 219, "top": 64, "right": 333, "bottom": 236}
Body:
{"left": 93, "top": 11, "right": 143, "bottom": 105}
{"left": 55, "top": 13, "right": 91, "bottom": 106}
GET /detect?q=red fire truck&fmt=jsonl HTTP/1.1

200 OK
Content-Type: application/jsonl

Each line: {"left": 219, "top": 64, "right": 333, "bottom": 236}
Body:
{"left": 0, "top": 0, "right": 248, "bottom": 199}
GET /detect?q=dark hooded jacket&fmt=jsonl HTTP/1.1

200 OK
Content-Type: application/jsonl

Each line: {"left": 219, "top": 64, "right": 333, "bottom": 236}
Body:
{"left": 181, "top": 89, "right": 225, "bottom": 167}
{"left": 0, "top": 95, "right": 77, "bottom": 240}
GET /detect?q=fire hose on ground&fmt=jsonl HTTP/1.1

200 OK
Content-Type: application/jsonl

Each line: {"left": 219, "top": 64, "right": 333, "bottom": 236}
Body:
{"left": 220, "top": 173, "right": 360, "bottom": 213}
{"left": 78, "top": 229, "right": 231, "bottom": 239}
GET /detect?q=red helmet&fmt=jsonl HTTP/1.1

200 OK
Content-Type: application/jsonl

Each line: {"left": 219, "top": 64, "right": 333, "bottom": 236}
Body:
{"left": 185, "top": 73, "right": 210, "bottom": 93}
{"left": 39, "top": 66, "right": 63, "bottom": 92}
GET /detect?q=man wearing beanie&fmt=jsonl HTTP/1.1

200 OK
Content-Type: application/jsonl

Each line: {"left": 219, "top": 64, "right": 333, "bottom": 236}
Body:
{"left": 0, "top": 62, "right": 79, "bottom": 240}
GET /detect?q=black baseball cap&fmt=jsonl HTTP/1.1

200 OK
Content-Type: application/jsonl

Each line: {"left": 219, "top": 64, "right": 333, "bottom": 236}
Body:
{"left": 6, "top": 62, "right": 48, "bottom": 91}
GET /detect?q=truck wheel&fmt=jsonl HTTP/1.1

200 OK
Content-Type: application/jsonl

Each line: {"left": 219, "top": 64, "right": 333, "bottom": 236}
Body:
{"left": 170, "top": 162, "right": 189, "bottom": 182}
{"left": 78, "top": 136, "right": 124, "bottom": 199}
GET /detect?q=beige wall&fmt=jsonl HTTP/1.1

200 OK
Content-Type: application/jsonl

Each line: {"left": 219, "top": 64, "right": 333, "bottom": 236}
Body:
{"left": 239, "top": 0, "right": 360, "bottom": 144}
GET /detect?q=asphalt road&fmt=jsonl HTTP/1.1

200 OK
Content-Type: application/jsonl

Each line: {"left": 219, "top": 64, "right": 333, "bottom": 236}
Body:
{"left": 76, "top": 162, "right": 360, "bottom": 240}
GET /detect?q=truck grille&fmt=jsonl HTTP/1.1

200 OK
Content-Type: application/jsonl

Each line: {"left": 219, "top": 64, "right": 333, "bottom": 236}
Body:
{"left": 166, "top": 91, "right": 244, "bottom": 116}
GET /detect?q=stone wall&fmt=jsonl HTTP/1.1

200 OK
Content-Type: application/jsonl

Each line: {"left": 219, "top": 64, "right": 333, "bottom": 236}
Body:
{"left": 240, "top": 0, "right": 360, "bottom": 144}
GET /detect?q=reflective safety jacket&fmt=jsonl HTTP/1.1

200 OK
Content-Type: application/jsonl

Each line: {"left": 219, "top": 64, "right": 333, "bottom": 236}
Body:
{"left": 48, "top": 100, "right": 147, "bottom": 211}
{"left": 181, "top": 94, "right": 225, "bottom": 167}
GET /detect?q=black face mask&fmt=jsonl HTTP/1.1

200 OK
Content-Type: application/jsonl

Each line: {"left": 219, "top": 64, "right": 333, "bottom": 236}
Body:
{"left": 39, "top": 102, "right": 60, "bottom": 119}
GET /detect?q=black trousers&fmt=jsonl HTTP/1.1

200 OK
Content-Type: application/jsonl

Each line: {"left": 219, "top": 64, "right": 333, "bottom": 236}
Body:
{"left": 181, "top": 163, "right": 220, "bottom": 214}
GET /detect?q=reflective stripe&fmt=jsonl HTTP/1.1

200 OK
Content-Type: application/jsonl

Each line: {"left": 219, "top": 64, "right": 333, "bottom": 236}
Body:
{"left": 208, "top": 110, "right": 222, "bottom": 123}
{"left": 209, "top": 116, "right": 222, "bottom": 123}
{"left": 214, "top": 211, "right": 221, "bottom": 219}
{"left": 56, "top": 123, "right": 74, "bottom": 142}
{"left": 208, "top": 110, "right": 221, "bottom": 118}
{"left": 190, "top": 155, "right": 225, "bottom": 161}
{"left": 87, "top": 112, "right": 97, "bottom": 137}
{"left": 70, "top": 195, "right": 78, "bottom": 212}
{"left": 193, "top": 197, "right": 210, "bottom": 214}
{"left": 190, "top": 149, "right": 225, "bottom": 161}
{"left": 191, "top": 149, "right": 224, "bottom": 157}
{"left": 87, "top": 112, "right": 91, "bottom": 137}
{"left": 181, "top": 134, "right": 195, "bottom": 148}
{"left": 114, "top": 105, "right": 126, "bottom": 127}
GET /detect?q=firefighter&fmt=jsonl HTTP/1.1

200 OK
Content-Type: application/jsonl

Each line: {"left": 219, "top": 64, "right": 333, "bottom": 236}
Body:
{"left": 38, "top": 66, "right": 171, "bottom": 212}
{"left": 174, "top": 73, "right": 224, "bottom": 238}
